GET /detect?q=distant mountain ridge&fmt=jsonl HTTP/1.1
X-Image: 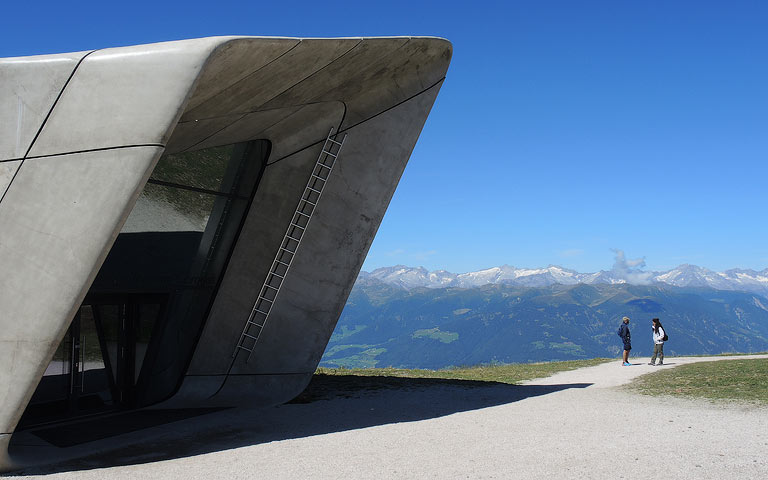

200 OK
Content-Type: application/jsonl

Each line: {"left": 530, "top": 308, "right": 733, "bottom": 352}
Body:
{"left": 322, "top": 281, "right": 768, "bottom": 369}
{"left": 359, "top": 264, "right": 768, "bottom": 297}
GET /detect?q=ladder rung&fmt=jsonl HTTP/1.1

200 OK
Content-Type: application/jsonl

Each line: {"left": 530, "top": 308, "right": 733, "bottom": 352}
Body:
{"left": 235, "top": 127, "right": 347, "bottom": 361}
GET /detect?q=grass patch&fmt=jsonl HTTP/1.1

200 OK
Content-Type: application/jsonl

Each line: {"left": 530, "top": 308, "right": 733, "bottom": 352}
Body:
{"left": 323, "top": 348, "right": 387, "bottom": 369}
{"left": 329, "top": 325, "right": 368, "bottom": 341}
{"left": 626, "top": 358, "right": 768, "bottom": 405}
{"left": 412, "top": 327, "right": 459, "bottom": 344}
{"left": 316, "top": 357, "right": 610, "bottom": 385}
{"left": 684, "top": 351, "right": 768, "bottom": 357}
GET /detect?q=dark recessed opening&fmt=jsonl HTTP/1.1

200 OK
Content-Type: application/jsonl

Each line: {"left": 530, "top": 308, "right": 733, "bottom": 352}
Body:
{"left": 17, "top": 140, "right": 270, "bottom": 429}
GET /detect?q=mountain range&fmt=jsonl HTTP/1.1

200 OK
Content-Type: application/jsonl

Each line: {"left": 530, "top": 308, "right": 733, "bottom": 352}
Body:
{"left": 358, "top": 264, "right": 768, "bottom": 296}
{"left": 321, "top": 280, "right": 768, "bottom": 369}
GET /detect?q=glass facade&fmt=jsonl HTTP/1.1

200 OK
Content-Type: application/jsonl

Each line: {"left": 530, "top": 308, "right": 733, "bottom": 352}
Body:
{"left": 21, "top": 140, "right": 269, "bottom": 426}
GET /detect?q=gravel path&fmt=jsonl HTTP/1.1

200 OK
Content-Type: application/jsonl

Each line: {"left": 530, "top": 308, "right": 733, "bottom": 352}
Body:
{"left": 12, "top": 355, "right": 768, "bottom": 479}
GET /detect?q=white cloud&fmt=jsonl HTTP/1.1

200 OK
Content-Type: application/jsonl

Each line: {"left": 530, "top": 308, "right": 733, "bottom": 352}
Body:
{"left": 611, "top": 249, "right": 653, "bottom": 285}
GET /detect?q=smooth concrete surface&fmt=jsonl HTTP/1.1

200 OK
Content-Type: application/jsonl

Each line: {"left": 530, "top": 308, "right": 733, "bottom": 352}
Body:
{"left": 181, "top": 37, "right": 450, "bottom": 381}
{"left": 265, "top": 38, "right": 452, "bottom": 130}
{"left": 0, "top": 434, "right": 10, "bottom": 472}
{"left": 0, "top": 147, "right": 163, "bottom": 436}
{"left": 180, "top": 82, "right": 444, "bottom": 405}
{"left": 175, "top": 38, "right": 450, "bottom": 156}
{"left": 164, "top": 105, "right": 302, "bottom": 154}
{"left": 0, "top": 160, "right": 21, "bottom": 198}
{"left": 26, "top": 38, "right": 222, "bottom": 158}
{"left": 182, "top": 38, "right": 299, "bottom": 112}
{"left": 255, "top": 38, "right": 408, "bottom": 111}
{"left": 187, "top": 101, "right": 345, "bottom": 159}
{"left": 184, "top": 144, "right": 339, "bottom": 377}
{"left": 0, "top": 39, "right": 224, "bottom": 448}
{"left": 181, "top": 38, "right": 360, "bottom": 121}
{"left": 231, "top": 83, "right": 445, "bottom": 376}
{"left": 0, "top": 36, "right": 451, "bottom": 470}
{"left": 0, "top": 51, "right": 87, "bottom": 161}
{"left": 169, "top": 373, "right": 313, "bottom": 408}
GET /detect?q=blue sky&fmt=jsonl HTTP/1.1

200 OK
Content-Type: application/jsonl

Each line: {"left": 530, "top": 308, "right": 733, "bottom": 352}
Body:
{"left": 3, "top": 1, "right": 767, "bottom": 274}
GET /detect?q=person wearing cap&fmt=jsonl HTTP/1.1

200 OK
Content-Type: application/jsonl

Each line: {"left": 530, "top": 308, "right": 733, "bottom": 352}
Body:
{"left": 617, "top": 316, "right": 632, "bottom": 366}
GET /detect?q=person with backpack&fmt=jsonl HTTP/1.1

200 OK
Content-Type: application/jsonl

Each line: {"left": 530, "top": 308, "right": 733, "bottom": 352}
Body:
{"left": 617, "top": 316, "right": 632, "bottom": 366}
{"left": 648, "top": 317, "right": 667, "bottom": 366}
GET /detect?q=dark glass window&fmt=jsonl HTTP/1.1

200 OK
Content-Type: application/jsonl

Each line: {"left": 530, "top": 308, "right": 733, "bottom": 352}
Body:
{"left": 22, "top": 140, "right": 270, "bottom": 425}
{"left": 116, "top": 140, "right": 270, "bottom": 406}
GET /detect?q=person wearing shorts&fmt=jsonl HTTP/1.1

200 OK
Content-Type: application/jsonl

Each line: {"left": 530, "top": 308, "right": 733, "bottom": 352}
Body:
{"left": 617, "top": 316, "right": 631, "bottom": 366}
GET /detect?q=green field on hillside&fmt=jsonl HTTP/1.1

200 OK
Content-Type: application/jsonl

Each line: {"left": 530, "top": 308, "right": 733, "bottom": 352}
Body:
{"left": 626, "top": 358, "right": 768, "bottom": 405}
{"left": 316, "top": 357, "right": 610, "bottom": 385}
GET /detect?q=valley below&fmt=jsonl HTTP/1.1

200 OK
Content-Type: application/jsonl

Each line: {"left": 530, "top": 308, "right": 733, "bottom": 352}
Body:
{"left": 321, "top": 276, "right": 768, "bottom": 369}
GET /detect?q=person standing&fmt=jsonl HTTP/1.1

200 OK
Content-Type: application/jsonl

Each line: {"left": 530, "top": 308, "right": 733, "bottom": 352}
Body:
{"left": 617, "top": 316, "right": 631, "bottom": 366}
{"left": 648, "top": 318, "right": 666, "bottom": 366}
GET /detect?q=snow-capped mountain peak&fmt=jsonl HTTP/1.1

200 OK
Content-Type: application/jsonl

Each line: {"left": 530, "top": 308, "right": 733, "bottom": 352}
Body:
{"left": 360, "top": 263, "right": 768, "bottom": 297}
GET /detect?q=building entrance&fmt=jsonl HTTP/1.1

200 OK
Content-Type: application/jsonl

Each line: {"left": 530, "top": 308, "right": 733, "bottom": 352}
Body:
{"left": 20, "top": 139, "right": 270, "bottom": 427}
{"left": 18, "top": 295, "right": 165, "bottom": 428}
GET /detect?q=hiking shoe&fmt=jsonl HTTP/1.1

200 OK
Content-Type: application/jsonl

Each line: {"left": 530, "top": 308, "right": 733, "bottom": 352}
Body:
{"left": 623, "top": 362, "right": 632, "bottom": 366}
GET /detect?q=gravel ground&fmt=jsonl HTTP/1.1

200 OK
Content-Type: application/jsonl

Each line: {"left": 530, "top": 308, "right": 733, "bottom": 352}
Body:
{"left": 10, "top": 354, "right": 768, "bottom": 479}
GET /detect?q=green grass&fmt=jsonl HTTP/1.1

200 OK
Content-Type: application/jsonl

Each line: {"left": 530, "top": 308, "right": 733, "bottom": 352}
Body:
{"left": 412, "top": 327, "right": 459, "bottom": 344}
{"left": 316, "top": 357, "right": 611, "bottom": 385}
{"left": 684, "top": 351, "right": 768, "bottom": 357}
{"left": 626, "top": 358, "right": 768, "bottom": 405}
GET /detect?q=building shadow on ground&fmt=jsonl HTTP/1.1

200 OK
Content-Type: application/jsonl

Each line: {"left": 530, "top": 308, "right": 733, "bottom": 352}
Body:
{"left": 9, "top": 375, "right": 591, "bottom": 475}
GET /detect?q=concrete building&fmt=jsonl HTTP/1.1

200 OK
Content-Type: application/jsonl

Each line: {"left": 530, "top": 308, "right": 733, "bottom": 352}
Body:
{"left": 0, "top": 35, "right": 451, "bottom": 470}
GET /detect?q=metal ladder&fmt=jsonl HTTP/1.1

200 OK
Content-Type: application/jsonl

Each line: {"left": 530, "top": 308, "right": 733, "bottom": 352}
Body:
{"left": 233, "top": 127, "right": 347, "bottom": 362}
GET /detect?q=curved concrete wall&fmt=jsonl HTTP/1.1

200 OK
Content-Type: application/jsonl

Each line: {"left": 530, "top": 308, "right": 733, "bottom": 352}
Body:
{"left": 0, "top": 39, "right": 224, "bottom": 449}
{"left": 0, "top": 35, "right": 451, "bottom": 469}
{"left": 0, "top": 51, "right": 88, "bottom": 162}
{"left": 171, "top": 37, "right": 450, "bottom": 406}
